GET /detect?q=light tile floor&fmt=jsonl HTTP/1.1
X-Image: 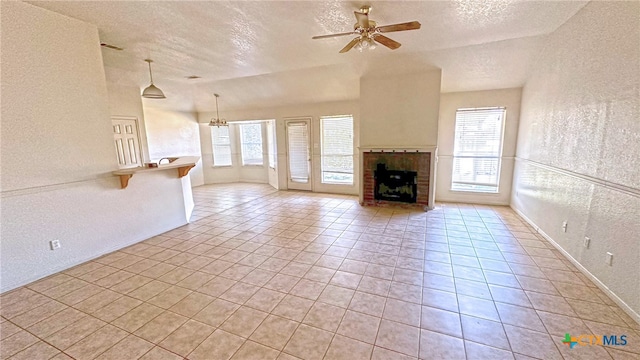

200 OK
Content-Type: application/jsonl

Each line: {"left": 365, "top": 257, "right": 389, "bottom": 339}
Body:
{"left": 1, "top": 183, "right": 639, "bottom": 360}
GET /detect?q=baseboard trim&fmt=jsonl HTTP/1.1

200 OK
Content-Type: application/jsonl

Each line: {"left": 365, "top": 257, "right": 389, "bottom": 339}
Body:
{"left": 435, "top": 198, "right": 510, "bottom": 206}
{"left": 511, "top": 206, "right": 640, "bottom": 325}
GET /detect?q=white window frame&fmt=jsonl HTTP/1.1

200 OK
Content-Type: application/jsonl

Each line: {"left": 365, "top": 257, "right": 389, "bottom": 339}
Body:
{"left": 211, "top": 125, "right": 232, "bottom": 167}
{"left": 320, "top": 115, "right": 354, "bottom": 185}
{"left": 239, "top": 122, "right": 264, "bottom": 166}
{"left": 451, "top": 107, "right": 506, "bottom": 193}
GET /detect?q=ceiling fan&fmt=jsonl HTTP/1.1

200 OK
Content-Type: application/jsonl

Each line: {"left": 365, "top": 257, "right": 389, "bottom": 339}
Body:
{"left": 312, "top": 6, "right": 421, "bottom": 53}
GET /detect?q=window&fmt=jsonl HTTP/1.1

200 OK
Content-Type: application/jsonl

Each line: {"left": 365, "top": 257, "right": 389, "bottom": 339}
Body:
{"left": 239, "top": 123, "right": 263, "bottom": 166}
{"left": 211, "top": 126, "right": 232, "bottom": 166}
{"left": 320, "top": 115, "right": 354, "bottom": 184}
{"left": 266, "top": 120, "right": 276, "bottom": 168}
{"left": 451, "top": 107, "right": 506, "bottom": 193}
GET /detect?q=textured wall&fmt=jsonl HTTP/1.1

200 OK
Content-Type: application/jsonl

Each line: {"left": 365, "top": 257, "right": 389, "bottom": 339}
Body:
{"left": 144, "top": 107, "right": 204, "bottom": 186}
{"left": 360, "top": 71, "right": 441, "bottom": 148}
{"left": 437, "top": 88, "right": 521, "bottom": 205}
{"left": 512, "top": 1, "right": 640, "bottom": 318}
{"left": 0, "top": 2, "right": 190, "bottom": 291}
{"left": 0, "top": 2, "right": 114, "bottom": 192}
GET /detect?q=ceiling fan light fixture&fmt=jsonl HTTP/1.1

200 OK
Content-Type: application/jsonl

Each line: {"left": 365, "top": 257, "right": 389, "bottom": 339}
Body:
{"left": 209, "top": 93, "right": 228, "bottom": 127}
{"left": 142, "top": 59, "right": 166, "bottom": 99}
{"left": 356, "top": 37, "right": 376, "bottom": 52}
{"left": 367, "top": 37, "right": 377, "bottom": 50}
{"left": 311, "top": 7, "right": 420, "bottom": 53}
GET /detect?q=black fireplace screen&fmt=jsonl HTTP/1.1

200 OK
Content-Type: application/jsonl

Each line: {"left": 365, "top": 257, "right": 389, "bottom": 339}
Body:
{"left": 374, "top": 164, "right": 418, "bottom": 203}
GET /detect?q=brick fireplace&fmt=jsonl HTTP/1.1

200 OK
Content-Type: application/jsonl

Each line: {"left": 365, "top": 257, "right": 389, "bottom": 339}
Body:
{"left": 361, "top": 148, "right": 436, "bottom": 210}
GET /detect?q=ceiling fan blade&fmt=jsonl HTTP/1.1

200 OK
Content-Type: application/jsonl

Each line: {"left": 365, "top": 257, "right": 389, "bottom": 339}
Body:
{"left": 312, "top": 32, "right": 357, "bottom": 40}
{"left": 354, "top": 11, "right": 369, "bottom": 29}
{"left": 374, "top": 35, "right": 401, "bottom": 50}
{"left": 377, "top": 21, "right": 421, "bottom": 33}
{"left": 339, "top": 37, "right": 361, "bottom": 53}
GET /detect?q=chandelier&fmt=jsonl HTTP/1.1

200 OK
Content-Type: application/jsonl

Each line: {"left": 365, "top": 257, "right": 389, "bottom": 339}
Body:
{"left": 208, "top": 93, "right": 228, "bottom": 127}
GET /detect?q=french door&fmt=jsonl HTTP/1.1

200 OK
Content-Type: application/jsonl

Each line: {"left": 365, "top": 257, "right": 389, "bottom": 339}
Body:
{"left": 285, "top": 118, "right": 312, "bottom": 190}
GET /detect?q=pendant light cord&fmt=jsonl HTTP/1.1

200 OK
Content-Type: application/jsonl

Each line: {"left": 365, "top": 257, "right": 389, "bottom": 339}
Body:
{"left": 147, "top": 61, "right": 154, "bottom": 84}
{"left": 215, "top": 94, "right": 220, "bottom": 120}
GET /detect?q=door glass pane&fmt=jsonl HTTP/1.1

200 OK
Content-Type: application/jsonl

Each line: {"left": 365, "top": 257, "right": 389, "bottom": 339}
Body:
{"left": 287, "top": 122, "right": 309, "bottom": 183}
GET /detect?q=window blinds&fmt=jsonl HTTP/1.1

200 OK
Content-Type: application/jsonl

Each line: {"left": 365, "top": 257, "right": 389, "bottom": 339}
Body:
{"left": 239, "top": 123, "right": 263, "bottom": 165}
{"left": 211, "top": 126, "right": 232, "bottom": 166}
{"left": 287, "top": 122, "right": 310, "bottom": 183}
{"left": 320, "top": 115, "right": 354, "bottom": 184}
{"left": 451, "top": 107, "right": 505, "bottom": 193}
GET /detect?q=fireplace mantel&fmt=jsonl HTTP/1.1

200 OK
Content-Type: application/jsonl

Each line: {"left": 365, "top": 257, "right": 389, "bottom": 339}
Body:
{"left": 359, "top": 146, "right": 437, "bottom": 153}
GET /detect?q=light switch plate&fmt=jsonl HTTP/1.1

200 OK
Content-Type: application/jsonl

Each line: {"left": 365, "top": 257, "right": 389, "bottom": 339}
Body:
{"left": 50, "top": 240, "right": 61, "bottom": 250}
{"left": 606, "top": 252, "right": 613, "bottom": 266}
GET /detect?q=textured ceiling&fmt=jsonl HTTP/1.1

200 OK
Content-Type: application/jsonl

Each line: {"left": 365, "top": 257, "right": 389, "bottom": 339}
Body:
{"left": 28, "top": 0, "right": 587, "bottom": 112}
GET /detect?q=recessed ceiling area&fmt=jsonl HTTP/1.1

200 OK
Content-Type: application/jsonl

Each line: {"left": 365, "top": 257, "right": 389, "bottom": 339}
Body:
{"left": 29, "top": 0, "right": 587, "bottom": 111}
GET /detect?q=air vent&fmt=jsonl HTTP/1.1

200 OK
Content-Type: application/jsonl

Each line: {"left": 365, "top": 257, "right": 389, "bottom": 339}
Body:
{"left": 186, "top": 75, "right": 201, "bottom": 80}
{"left": 100, "top": 43, "right": 124, "bottom": 51}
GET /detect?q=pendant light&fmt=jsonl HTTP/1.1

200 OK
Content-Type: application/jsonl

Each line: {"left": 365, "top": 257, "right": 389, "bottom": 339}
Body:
{"left": 141, "top": 59, "right": 166, "bottom": 99}
{"left": 208, "top": 94, "right": 228, "bottom": 127}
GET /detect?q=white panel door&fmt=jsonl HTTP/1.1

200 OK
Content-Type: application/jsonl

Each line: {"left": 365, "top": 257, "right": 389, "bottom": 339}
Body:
{"left": 286, "top": 119, "right": 312, "bottom": 191}
{"left": 112, "top": 117, "right": 142, "bottom": 169}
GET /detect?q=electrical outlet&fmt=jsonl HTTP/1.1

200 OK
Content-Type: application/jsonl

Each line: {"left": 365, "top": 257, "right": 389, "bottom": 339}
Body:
{"left": 584, "top": 237, "right": 590, "bottom": 249}
{"left": 50, "top": 240, "right": 61, "bottom": 250}
{"left": 562, "top": 221, "right": 568, "bottom": 233}
{"left": 606, "top": 252, "right": 613, "bottom": 266}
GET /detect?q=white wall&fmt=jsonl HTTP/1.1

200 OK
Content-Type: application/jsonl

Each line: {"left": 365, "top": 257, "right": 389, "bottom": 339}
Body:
{"left": 0, "top": 2, "right": 191, "bottom": 292}
{"left": 143, "top": 107, "right": 204, "bottom": 186}
{"left": 512, "top": 1, "right": 640, "bottom": 320}
{"left": 266, "top": 120, "right": 279, "bottom": 189}
{"left": 1, "top": 2, "right": 114, "bottom": 193}
{"left": 198, "top": 100, "right": 360, "bottom": 195}
{"left": 360, "top": 70, "right": 441, "bottom": 148}
{"left": 437, "top": 88, "right": 521, "bottom": 205}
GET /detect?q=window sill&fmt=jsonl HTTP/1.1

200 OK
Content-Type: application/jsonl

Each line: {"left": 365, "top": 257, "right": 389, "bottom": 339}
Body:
{"left": 449, "top": 189, "right": 500, "bottom": 195}
{"left": 242, "top": 164, "right": 264, "bottom": 167}
{"left": 212, "top": 165, "right": 233, "bottom": 168}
